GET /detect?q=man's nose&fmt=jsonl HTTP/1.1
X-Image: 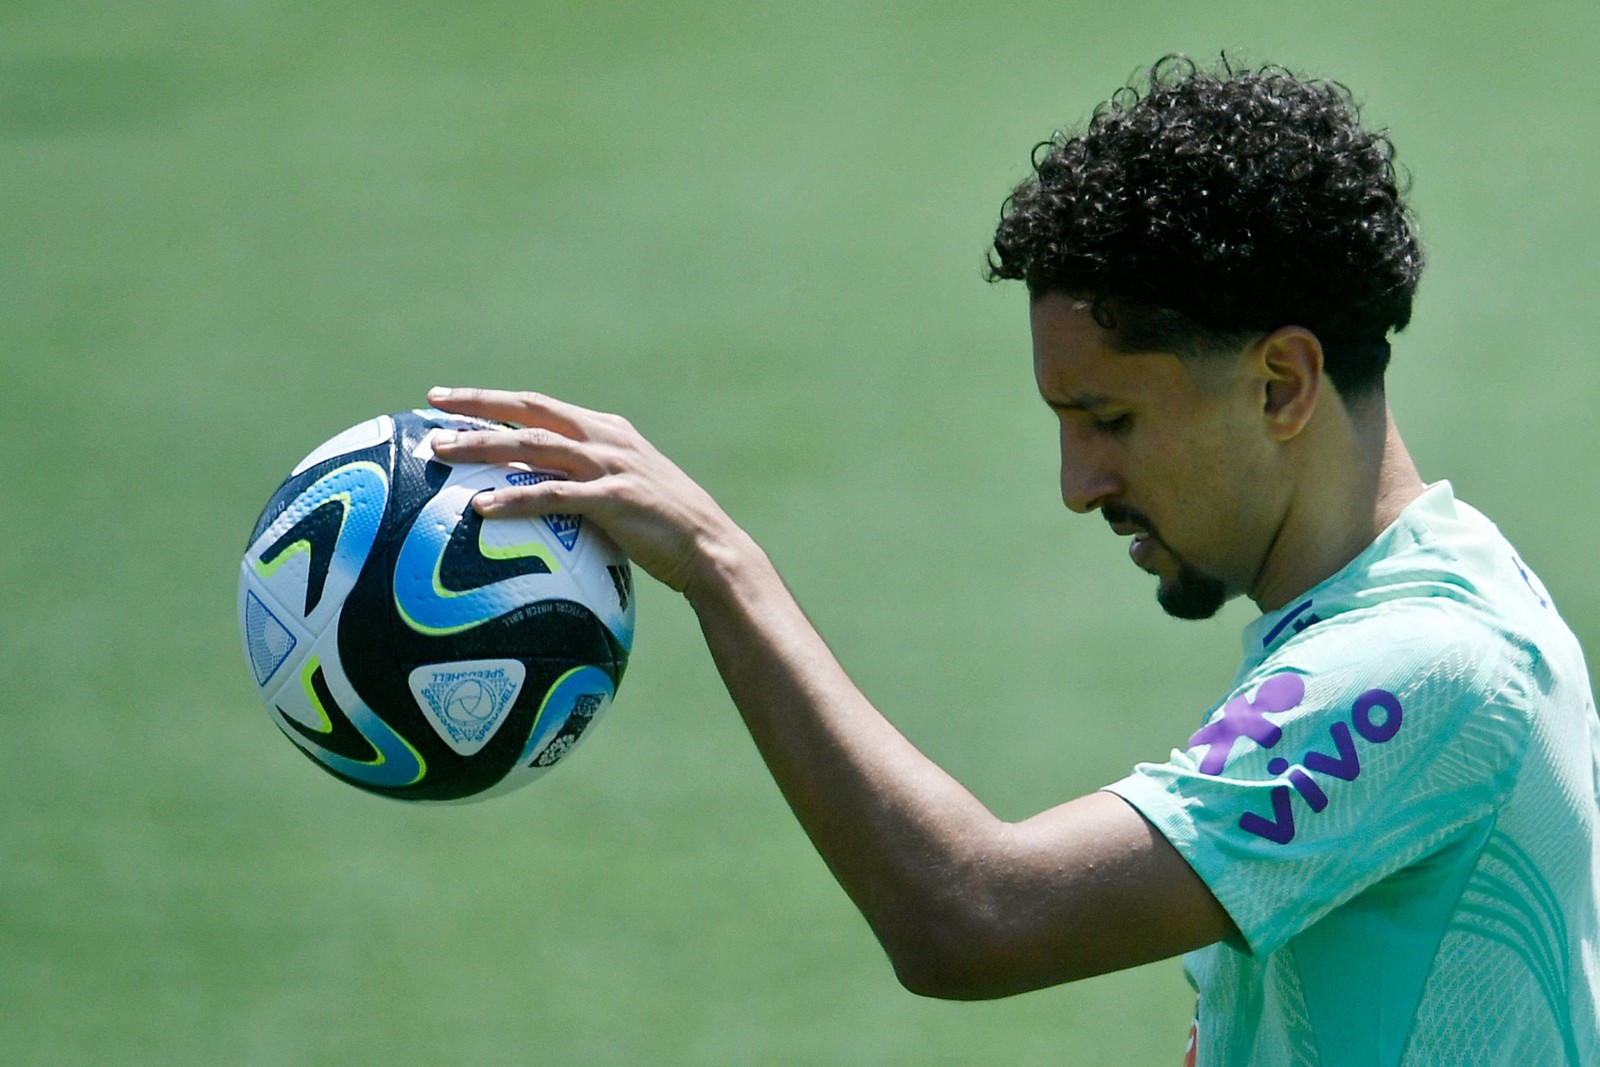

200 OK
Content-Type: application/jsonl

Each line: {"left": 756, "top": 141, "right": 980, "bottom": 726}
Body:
{"left": 1059, "top": 441, "right": 1119, "bottom": 515}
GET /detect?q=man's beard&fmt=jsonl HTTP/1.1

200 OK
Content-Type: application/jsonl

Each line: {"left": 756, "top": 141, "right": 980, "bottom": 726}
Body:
{"left": 1157, "top": 562, "right": 1229, "bottom": 620}
{"left": 1104, "top": 504, "right": 1230, "bottom": 621}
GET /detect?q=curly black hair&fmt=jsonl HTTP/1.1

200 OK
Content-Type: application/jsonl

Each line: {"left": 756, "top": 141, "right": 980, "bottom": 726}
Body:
{"left": 987, "top": 55, "right": 1423, "bottom": 396}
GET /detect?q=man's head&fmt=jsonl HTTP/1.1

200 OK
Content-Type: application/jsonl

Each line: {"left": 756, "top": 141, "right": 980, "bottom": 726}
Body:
{"left": 994, "top": 58, "right": 1423, "bottom": 618}
{"left": 1030, "top": 296, "right": 1329, "bottom": 619}
{"left": 988, "top": 55, "right": 1423, "bottom": 400}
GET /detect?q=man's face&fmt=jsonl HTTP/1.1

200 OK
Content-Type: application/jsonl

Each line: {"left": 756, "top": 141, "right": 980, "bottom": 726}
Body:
{"left": 1030, "top": 294, "right": 1286, "bottom": 619}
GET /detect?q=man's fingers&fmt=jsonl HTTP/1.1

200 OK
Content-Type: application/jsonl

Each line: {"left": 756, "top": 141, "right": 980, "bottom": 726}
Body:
{"left": 428, "top": 386, "right": 592, "bottom": 440}
{"left": 431, "top": 425, "right": 602, "bottom": 478}
{"left": 473, "top": 473, "right": 602, "bottom": 519}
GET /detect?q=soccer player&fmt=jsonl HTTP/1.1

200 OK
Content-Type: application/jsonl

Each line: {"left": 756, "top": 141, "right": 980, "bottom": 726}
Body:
{"left": 428, "top": 56, "right": 1600, "bottom": 1065}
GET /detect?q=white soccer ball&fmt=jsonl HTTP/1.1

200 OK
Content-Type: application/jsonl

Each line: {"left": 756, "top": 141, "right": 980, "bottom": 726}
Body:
{"left": 238, "top": 409, "right": 635, "bottom": 801}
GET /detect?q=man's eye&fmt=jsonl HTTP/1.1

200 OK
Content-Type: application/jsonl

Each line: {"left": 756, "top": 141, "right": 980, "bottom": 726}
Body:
{"left": 1095, "top": 414, "right": 1132, "bottom": 435}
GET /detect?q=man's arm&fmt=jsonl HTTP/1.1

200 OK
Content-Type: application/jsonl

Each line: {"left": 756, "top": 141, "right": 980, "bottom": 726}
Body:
{"left": 428, "top": 387, "right": 1238, "bottom": 998}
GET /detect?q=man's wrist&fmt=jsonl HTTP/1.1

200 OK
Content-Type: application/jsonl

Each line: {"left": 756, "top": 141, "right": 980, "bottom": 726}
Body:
{"left": 681, "top": 523, "right": 775, "bottom": 613}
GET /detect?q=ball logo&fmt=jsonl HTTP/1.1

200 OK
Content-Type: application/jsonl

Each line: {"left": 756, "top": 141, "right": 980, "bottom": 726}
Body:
{"left": 543, "top": 513, "right": 582, "bottom": 551}
{"left": 607, "top": 564, "right": 633, "bottom": 611}
{"left": 441, "top": 678, "right": 493, "bottom": 724}
{"left": 520, "top": 665, "right": 615, "bottom": 767}
{"left": 409, "top": 661, "right": 527, "bottom": 755}
{"left": 505, "top": 470, "right": 583, "bottom": 550}
{"left": 533, "top": 692, "right": 604, "bottom": 767}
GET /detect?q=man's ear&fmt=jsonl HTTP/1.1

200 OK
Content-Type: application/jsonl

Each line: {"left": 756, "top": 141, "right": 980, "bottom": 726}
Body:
{"left": 1256, "top": 327, "right": 1323, "bottom": 441}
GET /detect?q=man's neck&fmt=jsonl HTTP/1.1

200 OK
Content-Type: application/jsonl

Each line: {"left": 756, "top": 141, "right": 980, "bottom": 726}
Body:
{"left": 1250, "top": 397, "right": 1426, "bottom": 613}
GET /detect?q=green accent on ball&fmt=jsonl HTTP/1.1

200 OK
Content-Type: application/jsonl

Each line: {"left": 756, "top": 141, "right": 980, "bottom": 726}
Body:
{"left": 298, "top": 654, "right": 428, "bottom": 782}
{"left": 254, "top": 534, "right": 314, "bottom": 579}
{"left": 530, "top": 664, "right": 587, "bottom": 731}
{"left": 250, "top": 462, "right": 383, "bottom": 581}
{"left": 477, "top": 526, "right": 562, "bottom": 568}
{"left": 393, "top": 511, "right": 564, "bottom": 638}
{"left": 300, "top": 655, "right": 334, "bottom": 733}
{"left": 393, "top": 601, "right": 468, "bottom": 637}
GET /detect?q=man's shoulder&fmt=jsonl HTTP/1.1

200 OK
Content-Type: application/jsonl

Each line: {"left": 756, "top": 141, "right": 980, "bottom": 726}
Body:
{"left": 1253, "top": 499, "right": 1574, "bottom": 717}
{"left": 1247, "top": 489, "right": 1551, "bottom": 688}
{"left": 1249, "top": 482, "right": 1546, "bottom": 644}
{"left": 1251, "top": 590, "right": 1516, "bottom": 695}
{"left": 1221, "top": 594, "right": 1536, "bottom": 772}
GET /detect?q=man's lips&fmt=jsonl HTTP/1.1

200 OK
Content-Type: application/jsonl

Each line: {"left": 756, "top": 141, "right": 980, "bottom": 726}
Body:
{"left": 1104, "top": 515, "right": 1161, "bottom": 570}
{"left": 1103, "top": 508, "right": 1163, "bottom": 570}
{"left": 1129, "top": 534, "right": 1159, "bottom": 569}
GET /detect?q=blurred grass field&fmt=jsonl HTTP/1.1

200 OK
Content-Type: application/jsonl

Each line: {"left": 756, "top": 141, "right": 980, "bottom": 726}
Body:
{"left": 3, "top": 2, "right": 1597, "bottom": 1063}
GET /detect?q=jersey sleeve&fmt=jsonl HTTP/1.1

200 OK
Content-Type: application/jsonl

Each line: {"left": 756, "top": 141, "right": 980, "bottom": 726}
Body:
{"left": 1104, "top": 601, "right": 1532, "bottom": 956}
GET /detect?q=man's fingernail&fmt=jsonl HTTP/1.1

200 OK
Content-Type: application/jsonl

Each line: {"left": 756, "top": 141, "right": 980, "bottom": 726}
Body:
{"left": 433, "top": 430, "right": 457, "bottom": 447}
{"left": 474, "top": 490, "right": 498, "bottom": 512}
{"left": 428, "top": 386, "right": 452, "bottom": 401}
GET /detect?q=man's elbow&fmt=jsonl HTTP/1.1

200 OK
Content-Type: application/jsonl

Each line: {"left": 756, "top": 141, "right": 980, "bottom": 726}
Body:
{"left": 892, "top": 953, "right": 1005, "bottom": 1001}
{"left": 883, "top": 920, "right": 1070, "bottom": 1001}
{"left": 896, "top": 947, "right": 992, "bottom": 998}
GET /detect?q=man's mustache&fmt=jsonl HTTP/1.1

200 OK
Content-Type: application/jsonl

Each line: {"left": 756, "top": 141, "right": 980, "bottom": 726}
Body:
{"left": 1102, "top": 504, "right": 1158, "bottom": 541}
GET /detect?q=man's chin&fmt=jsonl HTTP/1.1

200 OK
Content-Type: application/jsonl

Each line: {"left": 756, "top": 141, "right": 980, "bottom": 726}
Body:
{"left": 1156, "top": 566, "right": 1230, "bottom": 620}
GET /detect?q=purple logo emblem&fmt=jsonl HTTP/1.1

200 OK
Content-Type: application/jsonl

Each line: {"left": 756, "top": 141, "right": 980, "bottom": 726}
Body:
{"left": 1188, "top": 673, "right": 1304, "bottom": 775}
{"left": 1188, "top": 673, "right": 1405, "bottom": 845}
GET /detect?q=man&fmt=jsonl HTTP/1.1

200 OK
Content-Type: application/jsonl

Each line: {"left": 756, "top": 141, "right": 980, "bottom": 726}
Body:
{"left": 427, "top": 57, "right": 1600, "bottom": 1065}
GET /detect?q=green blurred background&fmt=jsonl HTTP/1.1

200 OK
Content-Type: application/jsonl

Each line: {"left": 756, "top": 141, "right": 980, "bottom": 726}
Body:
{"left": 4, "top": 1, "right": 1596, "bottom": 1063}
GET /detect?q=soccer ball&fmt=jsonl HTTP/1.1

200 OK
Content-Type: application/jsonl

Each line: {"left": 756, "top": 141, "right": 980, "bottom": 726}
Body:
{"left": 237, "top": 409, "right": 635, "bottom": 802}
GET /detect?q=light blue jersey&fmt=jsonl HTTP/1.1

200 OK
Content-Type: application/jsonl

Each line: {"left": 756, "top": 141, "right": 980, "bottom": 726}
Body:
{"left": 1106, "top": 483, "right": 1600, "bottom": 1066}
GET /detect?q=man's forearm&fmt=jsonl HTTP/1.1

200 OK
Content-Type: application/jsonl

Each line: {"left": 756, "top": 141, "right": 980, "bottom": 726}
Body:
{"left": 684, "top": 530, "right": 1003, "bottom": 986}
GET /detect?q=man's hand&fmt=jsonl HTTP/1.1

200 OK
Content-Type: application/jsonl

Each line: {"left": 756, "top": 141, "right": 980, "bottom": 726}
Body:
{"left": 426, "top": 386, "right": 741, "bottom": 596}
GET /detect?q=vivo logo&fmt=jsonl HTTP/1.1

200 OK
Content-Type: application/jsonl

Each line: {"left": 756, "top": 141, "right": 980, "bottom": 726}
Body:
{"left": 1187, "top": 674, "right": 1404, "bottom": 845}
